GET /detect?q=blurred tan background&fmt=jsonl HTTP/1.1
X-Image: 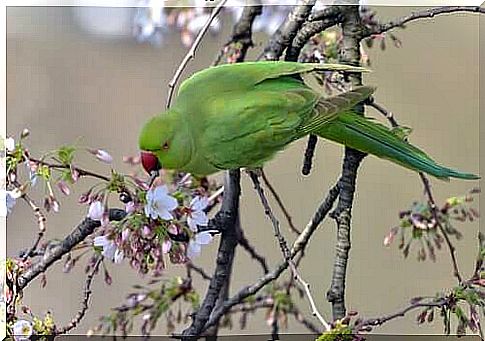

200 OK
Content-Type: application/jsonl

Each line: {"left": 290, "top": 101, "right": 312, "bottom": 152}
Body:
{"left": 6, "top": 5, "right": 482, "bottom": 336}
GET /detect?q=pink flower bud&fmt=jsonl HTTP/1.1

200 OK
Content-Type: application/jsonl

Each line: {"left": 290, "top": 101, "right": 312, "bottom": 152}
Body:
{"left": 383, "top": 227, "right": 398, "bottom": 247}
{"left": 88, "top": 201, "right": 104, "bottom": 221}
{"left": 125, "top": 201, "right": 135, "bottom": 213}
{"left": 71, "top": 168, "right": 79, "bottom": 183}
{"left": 51, "top": 197, "right": 60, "bottom": 213}
{"left": 78, "top": 191, "right": 91, "bottom": 204}
{"left": 57, "top": 181, "right": 70, "bottom": 196}
{"left": 89, "top": 149, "right": 113, "bottom": 164}
{"left": 142, "top": 225, "right": 152, "bottom": 237}
{"left": 121, "top": 228, "right": 130, "bottom": 242}
{"left": 162, "top": 239, "right": 172, "bottom": 254}
{"left": 21, "top": 128, "right": 30, "bottom": 139}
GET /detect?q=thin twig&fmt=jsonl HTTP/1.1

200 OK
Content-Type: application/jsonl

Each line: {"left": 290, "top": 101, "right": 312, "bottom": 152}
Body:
{"left": 16, "top": 209, "right": 126, "bottom": 290}
{"left": 27, "top": 156, "right": 110, "bottom": 182}
{"left": 55, "top": 257, "right": 102, "bottom": 335}
{"left": 19, "top": 192, "right": 46, "bottom": 261}
{"left": 166, "top": 0, "right": 227, "bottom": 108}
{"left": 357, "top": 297, "right": 449, "bottom": 330}
{"left": 203, "top": 182, "right": 340, "bottom": 331}
{"left": 227, "top": 299, "right": 322, "bottom": 334}
{"left": 237, "top": 228, "right": 269, "bottom": 274}
{"left": 187, "top": 262, "right": 212, "bottom": 281}
{"left": 249, "top": 171, "right": 331, "bottom": 331}
{"left": 419, "top": 172, "right": 463, "bottom": 283}
{"left": 366, "top": 97, "right": 399, "bottom": 128}
{"left": 367, "top": 94, "right": 464, "bottom": 284}
{"left": 261, "top": 170, "right": 300, "bottom": 234}
{"left": 364, "top": 6, "right": 485, "bottom": 37}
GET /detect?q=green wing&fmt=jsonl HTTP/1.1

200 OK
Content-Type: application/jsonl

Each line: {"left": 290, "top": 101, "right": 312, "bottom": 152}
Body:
{"left": 200, "top": 78, "right": 316, "bottom": 170}
{"left": 199, "top": 79, "right": 374, "bottom": 170}
{"left": 176, "top": 61, "right": 368, "bottom": 101}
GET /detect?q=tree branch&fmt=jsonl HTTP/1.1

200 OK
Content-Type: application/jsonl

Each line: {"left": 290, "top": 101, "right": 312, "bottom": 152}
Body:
{"left": 181, "top": 170, "right": 240, "bottom": 338}
{"left": 16, "top": 209, "right": 126, "bottom": 290}
{"left": 55, "top": 256, "right": 102, "bottom": 335}
{"left": 178, "top": 7, "right": 264, "bottom": 336}
{"left": 285, "top": 7, "right": 343, "bottom": 62}
{"left": 420, "top": 173, "right": 463, "bottom": 283}
{"left": 326, "top": 5, "right": 366, "bottom": 321}
{"left": 237, "top": 227, "right": 269, "bottom": 274}
{"left": 203, "top": 182, "right": 340, "bottom": 331}
{"left": 364, "top": 6, "right": 485, "bottom": 37}
{"left": 187, "top": 263, "right": 212, "bottom": 281}
{"left": 366, "top": 97, "right": 399, "bottom": 128}
{"left": 166, "top": 0, "right": 228, "bottom": 108}
{"left": 260, "top": 170, "right": 300, "bottom": 235}
{"left": 357, "top": 297, "right": 449, "bottom": 330}
{"left": 260, "top": 0, "right": 317, "bottom": 61}
{"left": 213, "top": 3, "right": 262, "bottom": 65}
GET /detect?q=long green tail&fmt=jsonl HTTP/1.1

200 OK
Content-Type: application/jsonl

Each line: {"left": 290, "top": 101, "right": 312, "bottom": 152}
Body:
{"left": 317, "top": 112, "right": 479, "bottom": 181}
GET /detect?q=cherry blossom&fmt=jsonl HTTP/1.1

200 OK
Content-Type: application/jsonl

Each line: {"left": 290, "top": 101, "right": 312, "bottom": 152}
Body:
{"left": 5, "top": 137, "right": 15, "bottom": 152}
{"left": 93, "top": 235, "right": 124, "bottom": 264}
{"left": 144, "top": 185, "right": 178, "bottom": 220}
{"left": 12, "top": 319, "right": 33, "bottom": 340}
{"left": 89, "top": 149, "right": 113, "bottom": 164}
{"left": 186, "top": 196, "right": 209, "bottom": 232}
{"left": 87, "top": 200, "right": 104, "bottom": 221}
{"left": 186, "top": 231, "right": 213, "bottom": 259}
{"left": 1, "top": 189, "right": 21, "bottom": 217}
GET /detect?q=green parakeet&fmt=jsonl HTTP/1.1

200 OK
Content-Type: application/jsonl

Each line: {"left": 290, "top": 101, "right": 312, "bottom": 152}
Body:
{"left": 139, "top": 61, "right": 478, "bottom": 181}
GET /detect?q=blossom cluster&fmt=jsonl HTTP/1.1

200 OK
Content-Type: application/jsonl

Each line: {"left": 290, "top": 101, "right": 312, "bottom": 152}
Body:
{"left": 3, "top": 132, "right": 223, "bottom": 338}
{"left": 384, "top": 188, "right": 480, "bottom": 262}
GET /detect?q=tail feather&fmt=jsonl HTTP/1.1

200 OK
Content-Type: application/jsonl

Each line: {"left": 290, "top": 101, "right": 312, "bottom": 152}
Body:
{"left": 317, "top": 112, "right": 479, "bottom": 181}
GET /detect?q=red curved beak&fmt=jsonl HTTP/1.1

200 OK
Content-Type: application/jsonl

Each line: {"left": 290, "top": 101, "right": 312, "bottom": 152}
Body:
{"left": 140, "top": 151, "right": 161, "bottom": 174}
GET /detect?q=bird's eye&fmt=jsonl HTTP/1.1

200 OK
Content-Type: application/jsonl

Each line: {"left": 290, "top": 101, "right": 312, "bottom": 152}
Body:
{"left": 162, "top": 141, "right": 170, "bottom": 150}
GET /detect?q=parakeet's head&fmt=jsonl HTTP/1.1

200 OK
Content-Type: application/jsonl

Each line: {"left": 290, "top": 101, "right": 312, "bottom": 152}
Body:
{"left": 139, "top": 111, "right": 192, "bottom": 174}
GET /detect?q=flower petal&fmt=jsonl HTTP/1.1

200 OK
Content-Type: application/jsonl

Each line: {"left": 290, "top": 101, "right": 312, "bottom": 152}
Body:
{"left": 187, "top": 241, "right": 201, "bottom": 259}
{"left": 102, "top": 241, "right": 117, "bottom": 260}
{"left": 158, "top": 208, "right": 174, "bottom": 221}
{"left": 12, "top": 319, "right": 33, "bottom": 340}
{"left": 154, "top": 185, "right": 168, "bottom": 197}
{"left": 195, "top": 232, "right": 213, "bottom": 245}
{"left": 162, "top": 239, "right": 172, "bottom": 254}
{"left": 190, "top": 196, "right": 209, "bottom": 211}
{"left": 93, "top": 236, "right": 108, "bottom": 247}
{"left": 191, "top": 210, "right": 208, "bottom": 226}
{"left": 162, "top": 195, "right": 178, "bottom": 212}
{"left": 88, "top": 201, "right": 104, "bottom": 221}
{"left": 114, "top": 249, "right": 124, "bottom": 264}
{"left": 187, "top": 216, "right": 198, "bottom": 232}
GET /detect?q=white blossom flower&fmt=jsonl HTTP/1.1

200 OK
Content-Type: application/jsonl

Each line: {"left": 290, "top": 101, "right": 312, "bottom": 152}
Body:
{"left": 1, "top": 189, "right": 21, "bottom": 217}
{"left": 5, "top": 137, "right": 15, "bottom": 152}
{"left": 12, "top": 319, "right": 33, "bottom": 340}
{"left": 187, "top": 196, "right": 209, "bottom": 232}
{"left": 144, "top": 185, "right": 178, "bottom": 220}
{"left": 93, "top": 235, "right": 124, "bottom": 264}
{"left": 186, "top": 231, "right": 213, "bottom": 259}
{"left": 87, "top": 201, "right": 104, "bottom": 221}
{"left": 89, "top": 149, "right": 113, "bottom": 164}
